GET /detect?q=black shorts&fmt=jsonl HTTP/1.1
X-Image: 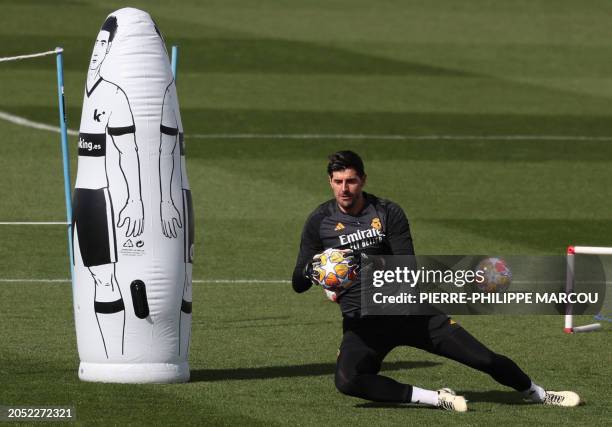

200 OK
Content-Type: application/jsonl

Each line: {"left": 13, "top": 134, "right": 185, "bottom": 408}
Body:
{"left": 182, "top": 189, "right": 194, "bottom": 264}
{"left": 339, "top": 314, "right": 458, "bottom": 363}
{"left": 72, "top": 188, "right": 117, "bottom": 267}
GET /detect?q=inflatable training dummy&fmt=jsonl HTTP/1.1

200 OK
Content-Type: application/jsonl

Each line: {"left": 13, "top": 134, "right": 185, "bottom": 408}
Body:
{"left": 72, "top": 7, "right": 193, "bottom": 383}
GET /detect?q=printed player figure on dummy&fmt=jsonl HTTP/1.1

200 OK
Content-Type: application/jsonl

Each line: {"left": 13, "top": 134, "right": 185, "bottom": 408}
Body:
{"left": 72, "top": 15, "right": 144, "bottom": 358}
{"left": 159, "top": 80, "right": 194, "bottom": 356}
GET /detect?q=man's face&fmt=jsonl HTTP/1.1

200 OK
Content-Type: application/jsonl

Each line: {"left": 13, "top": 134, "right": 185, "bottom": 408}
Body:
{"left": 329, "top": 168, "right": 366, "bottom": 212}
{"left": 89, "top": 30, "right": 111, "bottom": 71}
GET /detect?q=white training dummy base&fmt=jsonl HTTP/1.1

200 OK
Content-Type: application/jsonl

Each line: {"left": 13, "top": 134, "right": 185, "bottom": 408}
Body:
{"left": 72, "top": 7, "right": 193, "bottom": 383}
{"left": 79, "top": 362, "right": 189, "bottom": 384}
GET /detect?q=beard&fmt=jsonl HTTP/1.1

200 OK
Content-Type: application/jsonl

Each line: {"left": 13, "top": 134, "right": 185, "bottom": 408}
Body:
{"left": 337, "top": 192, "right": 358, "bottom": 210}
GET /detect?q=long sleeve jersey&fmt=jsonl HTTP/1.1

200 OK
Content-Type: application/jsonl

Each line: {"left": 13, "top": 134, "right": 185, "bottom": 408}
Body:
{"left": 292, "top": 192, "right": 415, "bottom": 315}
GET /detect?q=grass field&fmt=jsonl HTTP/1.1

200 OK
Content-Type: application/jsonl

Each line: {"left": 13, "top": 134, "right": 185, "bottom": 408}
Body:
{"left": 0, "top": 0, "right": 611, "bottom": 425}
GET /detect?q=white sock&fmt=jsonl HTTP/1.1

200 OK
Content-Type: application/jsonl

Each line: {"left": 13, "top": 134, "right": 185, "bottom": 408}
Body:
{"left": 522, "top": 382, "right": 545, "bottom": 402}
{"left": 411, "top": 386, "right": 439, "bottom": 406}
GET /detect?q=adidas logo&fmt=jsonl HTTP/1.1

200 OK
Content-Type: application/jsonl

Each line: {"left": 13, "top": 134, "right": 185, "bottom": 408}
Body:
{"left": 334, "top": 222, "right": 345, "bottom": 231}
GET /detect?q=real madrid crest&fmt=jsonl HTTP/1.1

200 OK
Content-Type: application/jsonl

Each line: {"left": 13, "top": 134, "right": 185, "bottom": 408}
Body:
{"left": 371, "top": 217, "right": 382, "bottom": 231}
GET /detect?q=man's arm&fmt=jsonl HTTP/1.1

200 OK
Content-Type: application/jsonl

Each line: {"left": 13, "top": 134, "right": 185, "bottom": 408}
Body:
{"left": 292, "top": 211, "right": 324, "bottom": 293}
{"left": 385, "top": 202, "right": 415, "bottom": 255}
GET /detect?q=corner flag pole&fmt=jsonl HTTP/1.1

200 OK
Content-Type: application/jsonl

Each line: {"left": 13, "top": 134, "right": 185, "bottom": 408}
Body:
{"left": 171, "top": 45, "right": 178, "bottom": 80}
{"left": 55, "top": 47, "right": 74, "bottom": 282}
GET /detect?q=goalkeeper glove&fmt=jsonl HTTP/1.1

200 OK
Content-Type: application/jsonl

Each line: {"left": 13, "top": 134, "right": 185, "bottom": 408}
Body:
{"left": 344, "top": 250, "right": 360, "bottom": 277}
{"left": 302, "top": 254, "right": 322, "bottom": 286}
{"left": 303, "top": 260, "right": 316, "bottom": 282}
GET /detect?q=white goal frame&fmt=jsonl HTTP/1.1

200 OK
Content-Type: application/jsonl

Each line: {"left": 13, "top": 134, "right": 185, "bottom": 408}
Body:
{"left": 564, "top": 245, "right": 610, "bottom": 333}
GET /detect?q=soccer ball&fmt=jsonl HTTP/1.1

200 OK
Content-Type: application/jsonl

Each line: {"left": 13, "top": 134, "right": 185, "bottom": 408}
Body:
{"left": 313, "top": 248, "right": 358, "bottom": 291}
{"left": 474, "top": 257, "right": 511, "bottom": 292}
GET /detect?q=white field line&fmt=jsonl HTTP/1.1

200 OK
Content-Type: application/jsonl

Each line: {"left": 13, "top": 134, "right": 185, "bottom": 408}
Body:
{"left": 2, "top": 109, "right": 612, "bottom": 142}
{"left": 190, "top": 133, "right": 612, "bottom": 141}
{"left": 0, "top": 278, "right": 290, "bottom": 284}
{"left": 0, "top": 279, "right": 71, "bottom": 283}
{"left": 2, "top": 278, "right": 608, "bottom": 286}
{"left": 0, "top": 48, "right": 62, "bottom": 63}
{"left": 0, "top": 110, "right": 78, "bottom": 136}
{"left": 195, "top": 279, "right": 289, "bottom": 284}
{"left": 0, "top": 221, "right": 68, "bottom": 225}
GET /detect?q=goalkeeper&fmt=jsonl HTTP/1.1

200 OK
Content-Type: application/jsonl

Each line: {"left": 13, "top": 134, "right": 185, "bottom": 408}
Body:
{"left": 291, "top": 150, "right": 580, "bottom": 412}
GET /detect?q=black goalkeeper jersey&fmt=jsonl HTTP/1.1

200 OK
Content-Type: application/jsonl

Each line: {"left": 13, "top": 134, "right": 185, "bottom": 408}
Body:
{"left": 292, "top": 192, "right": 415, "bottom": 315}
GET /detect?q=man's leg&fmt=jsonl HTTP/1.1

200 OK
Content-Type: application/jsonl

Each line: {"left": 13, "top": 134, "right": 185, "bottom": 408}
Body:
{"left": 423, "top": 317, "right": 580, "bottom": 406}
{"left": 335, "top": 317, "right": 466, "bottom": 411}
{"left": 335, "top": 328, "right": 406, "bottom": 402}
{"left": 89, "top": 263, "right": 125, "bottom": 358}
{"left": 427, "top": 319, "right": 531, "bottom": 391}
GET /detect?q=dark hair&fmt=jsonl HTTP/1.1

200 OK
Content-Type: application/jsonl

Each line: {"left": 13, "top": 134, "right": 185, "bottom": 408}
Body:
{"left": 100, "top": 16, "right": 118, "bottom": 42}
{"left": 327, "top": 150, "right": 365, "bottom": 177}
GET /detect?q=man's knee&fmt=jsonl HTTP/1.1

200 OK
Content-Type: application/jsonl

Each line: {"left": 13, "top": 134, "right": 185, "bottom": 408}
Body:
{"left": 473, "top": 351, "right": 520, "bottom": 377}
{"left": 467, "top": 350, "right": 497, "bottom": 372}
{"left": 335, "top": 369, "right": 363, "bottom": 397}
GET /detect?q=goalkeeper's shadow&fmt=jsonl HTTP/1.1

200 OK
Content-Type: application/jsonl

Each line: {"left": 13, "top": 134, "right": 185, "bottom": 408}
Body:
{"left": 189, "top": 360, "right": 440, "bottom": 382}
{"left": 356, "top": 390, "right": 526, "bottom": 410}
{"left": 458, "top": 389, "right": 528, "bottom": 404}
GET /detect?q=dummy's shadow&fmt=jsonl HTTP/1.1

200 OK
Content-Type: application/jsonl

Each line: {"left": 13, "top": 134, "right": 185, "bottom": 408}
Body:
{"left": 190, "top": 360, "right": 440, "bottom": 382}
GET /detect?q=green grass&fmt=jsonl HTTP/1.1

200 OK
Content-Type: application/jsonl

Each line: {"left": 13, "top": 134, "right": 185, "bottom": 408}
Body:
{"left": 0, "top": 0, "right": 611, "bottom": 425}
{"left": 1, "top": 284, "right": 609, "bottom": 426}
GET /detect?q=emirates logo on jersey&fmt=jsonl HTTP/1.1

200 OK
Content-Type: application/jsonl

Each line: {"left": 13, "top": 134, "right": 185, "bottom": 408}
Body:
{"left": 334, "top": 222, "right": 345, "bottom": 231}
{"left": 339, "top": 227, "right": 384, "bottom": 250}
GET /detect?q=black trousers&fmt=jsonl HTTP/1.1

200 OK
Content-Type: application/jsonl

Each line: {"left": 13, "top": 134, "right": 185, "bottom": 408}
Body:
{"left": 335, "top": 315, "right": 532, "bottom": 402}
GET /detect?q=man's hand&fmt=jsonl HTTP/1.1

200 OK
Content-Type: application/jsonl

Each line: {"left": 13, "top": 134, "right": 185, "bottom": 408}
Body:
{"left": 160, "top": 200, "right": 182, "bottom": 238}
{"left": 117, "top": 199, "right": 144, "bottom": 237}
{"left": 323, "top": 288, "right": 340, "bottom": 303}
{"left": 305, "top": 251, "right": 325, "bottom": 286}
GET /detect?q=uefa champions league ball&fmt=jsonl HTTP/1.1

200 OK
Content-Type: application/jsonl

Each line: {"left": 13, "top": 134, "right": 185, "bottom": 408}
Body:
{"left": 474, "top": 257, "right": 512, "bottom": 292}
{"left": 313, "top": 248, "right": 358, "bottom": 291}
